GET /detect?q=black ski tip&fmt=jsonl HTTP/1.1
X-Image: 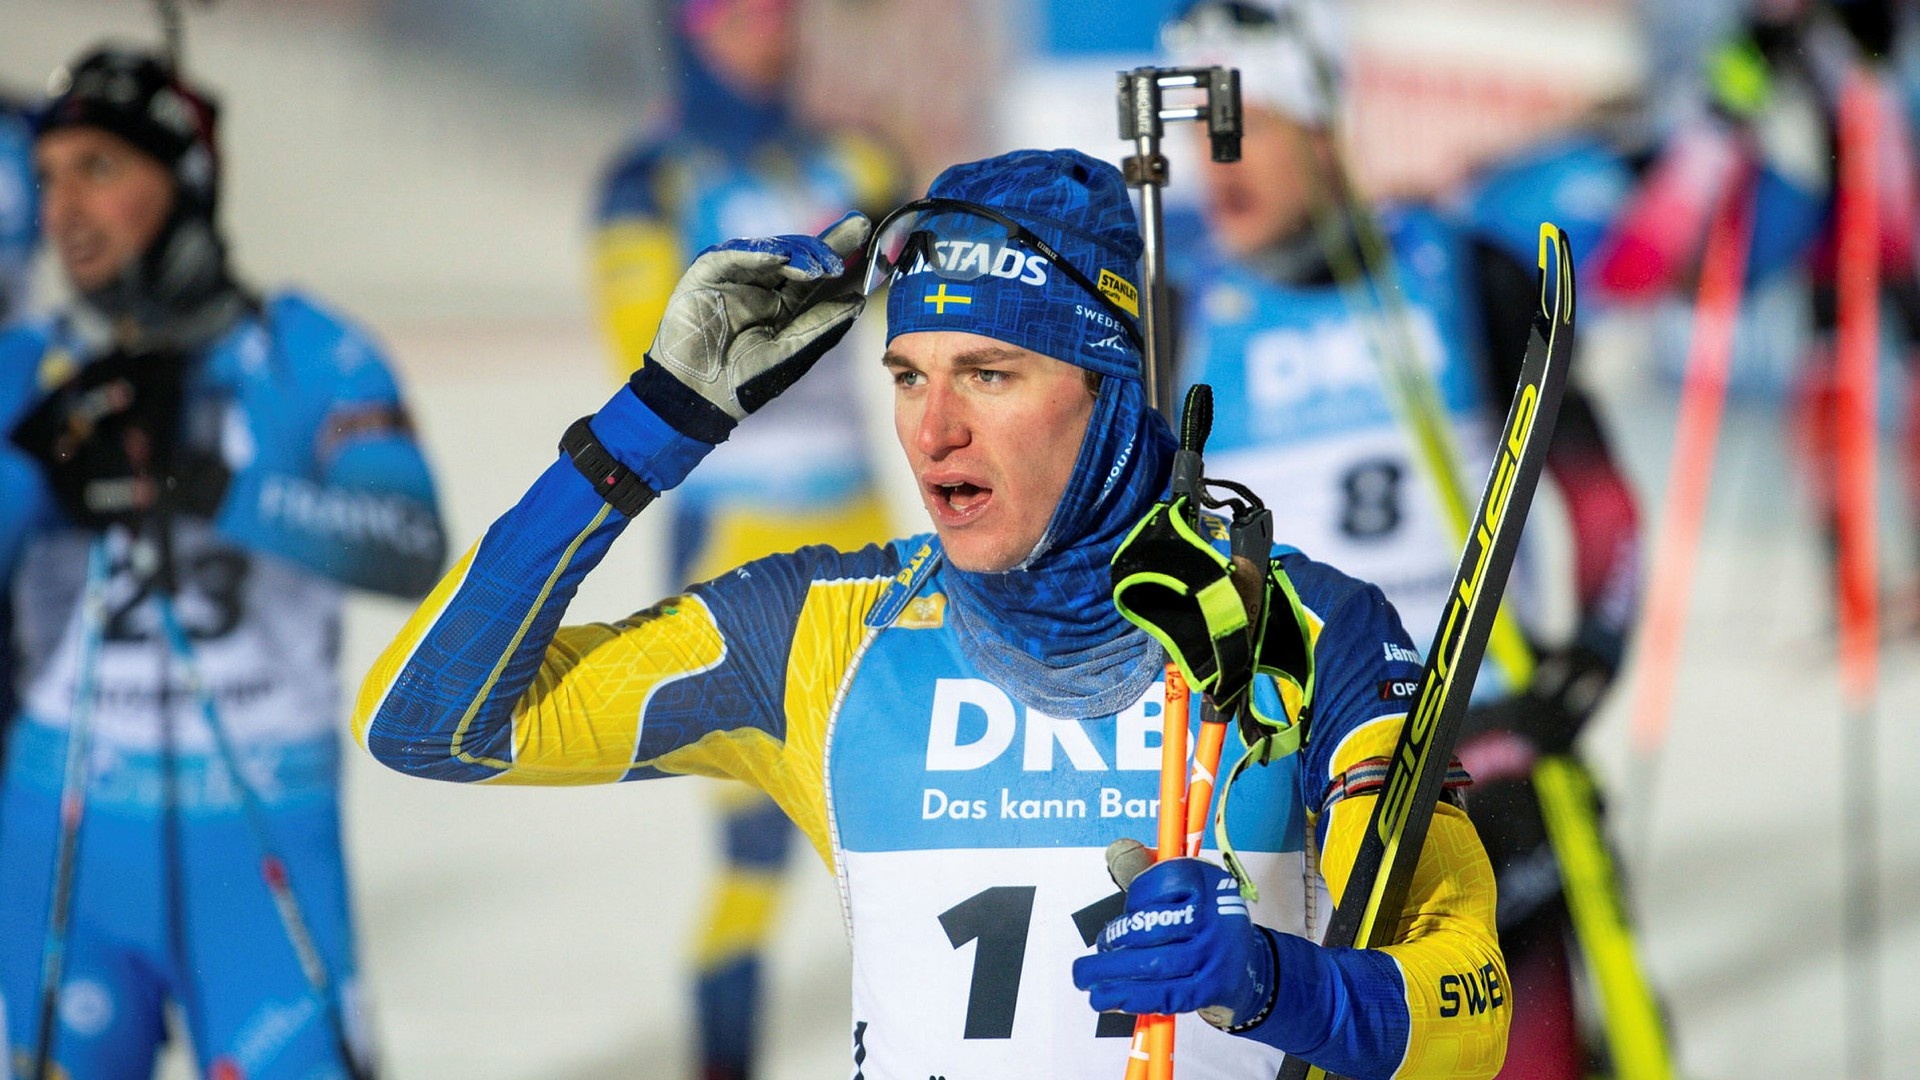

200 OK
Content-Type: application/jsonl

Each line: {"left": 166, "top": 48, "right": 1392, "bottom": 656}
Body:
{"left": 1180, "top": 384, "right": 1213, "bottom": 455}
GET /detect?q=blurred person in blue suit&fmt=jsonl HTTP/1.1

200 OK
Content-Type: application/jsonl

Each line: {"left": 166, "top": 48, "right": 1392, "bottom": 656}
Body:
{"left": 0, "top": 45, "right": 445, "bottom": 1080}
{"left": 0, "top": 90, "right": 37, "bottom": 326}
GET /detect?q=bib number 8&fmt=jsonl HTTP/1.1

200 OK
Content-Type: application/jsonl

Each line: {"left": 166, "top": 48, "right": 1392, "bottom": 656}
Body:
{"left": 1338, "top": 458, "right": 1404, "bottom": 540}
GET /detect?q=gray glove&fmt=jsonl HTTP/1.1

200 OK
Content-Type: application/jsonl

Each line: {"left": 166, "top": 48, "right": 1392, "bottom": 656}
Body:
{"left": 633, "top": 212, "right": 872, "bottom": 433}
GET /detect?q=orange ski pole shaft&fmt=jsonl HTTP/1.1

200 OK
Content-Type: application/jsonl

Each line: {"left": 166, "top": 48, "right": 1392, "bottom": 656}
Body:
{"left": 1125, "top": 665, "right": 1192, "bottom": 1080}
{"left": 1185, "top": 704, "right": 1228, "bottom": 857}
{"left": 1834, "top": 70, "right": 1883, "bottom": 1080}
{"left": 1834, "top": 71, "right": 1883, "bottom": 715}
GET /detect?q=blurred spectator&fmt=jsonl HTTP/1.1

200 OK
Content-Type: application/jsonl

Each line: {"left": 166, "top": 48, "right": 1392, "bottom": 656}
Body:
{"left": 1561, "top": 0, "right": 1920, "bottom": 588}
{"left": 792, "top": 0, "right": 1009, "bottom": 188}
{"left": 1163, "top": 3, "right": 1646, "bottom": 1076}
{"left": 589, "top": 1, "right": 902, "bottom": 1076}
{"left": 0, "top": 45, "right": 444, "bottom": 1079}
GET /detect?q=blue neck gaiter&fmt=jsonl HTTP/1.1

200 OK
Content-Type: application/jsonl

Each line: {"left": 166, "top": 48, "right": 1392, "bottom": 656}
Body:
{"left": 943, "top": 373, "right": 1175, "bottom": 719}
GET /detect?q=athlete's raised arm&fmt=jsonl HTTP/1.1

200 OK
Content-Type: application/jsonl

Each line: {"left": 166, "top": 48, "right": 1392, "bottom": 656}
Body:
{"left": 356, "top": 215, "right": 873, "bottom": 787}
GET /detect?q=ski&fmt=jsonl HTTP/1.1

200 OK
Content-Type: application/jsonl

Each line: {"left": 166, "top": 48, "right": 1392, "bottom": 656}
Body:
{"left": 1533, "top": 755, "right": 1674, "bottom": 1079}
{"left": 31, "top": 541, "right": 111, "bottom": 1080}
{"left": 1278, "top": 222, "right": 1576, "bottom": 1080}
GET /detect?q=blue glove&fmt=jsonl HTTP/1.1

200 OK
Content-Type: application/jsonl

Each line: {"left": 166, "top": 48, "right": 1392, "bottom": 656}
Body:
{"left": 1071, "top": 842, "right": 1279, "bottom": 1030}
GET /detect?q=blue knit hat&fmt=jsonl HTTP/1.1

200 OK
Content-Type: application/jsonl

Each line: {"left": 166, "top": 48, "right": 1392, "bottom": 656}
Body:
{"left": 884, "top": 148, "right": 1145, "bottom": 381}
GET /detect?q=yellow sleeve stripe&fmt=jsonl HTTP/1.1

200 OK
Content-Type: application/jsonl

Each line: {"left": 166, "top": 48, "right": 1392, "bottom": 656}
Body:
{"left": 450, "top": 504, "right": 614, "bottom": 772}
{"left": 643, "top": 574, "right": 891, "bottom": 869}
{"left": 489, "top": 594, "right": 728, "bottom": 786}
{"left": 783, "top": 576, "right": 891, "bottom": 867}
{"left": 351, "top": 539, "right": 480, "bottom": 751}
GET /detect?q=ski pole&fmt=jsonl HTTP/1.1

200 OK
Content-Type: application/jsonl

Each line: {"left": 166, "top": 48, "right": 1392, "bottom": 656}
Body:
{"left": 1117, "top": 64, "right": 1241, "bottom": 420}
{"left": 1624, "top": 156, "right": 1755, "bottom": 856}
{"left": 1833, "top": 67, "right": 1883, "bottom": 1080}
{"left": 1533, "top": 756, "right": 1673, "bottom": 1080}
{"left": 1116, "top": 63, "right": 1240, "bottom": 1080}
{"left": 1149, "top": 666, "right": 1193, "bottom": 1080}
{"left": 31, "top": 539, "right": 111, "bottom": 1080}
{"left": 1184, "top": 704, "right": 1227, "bottom": 859}
{"left": 150, "top": 0, "right": 215, "bottom": 69}
{"left": 151, "top": 588, "right": 374, "bottom": 1080}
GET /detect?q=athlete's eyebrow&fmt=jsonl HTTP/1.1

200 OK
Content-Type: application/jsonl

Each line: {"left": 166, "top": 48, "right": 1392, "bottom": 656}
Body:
{"left": 881, "top": 344, "right": 1031, "bottom": 370}
{"left": 949, "top": 345, "right": 1032, "bottom": 368}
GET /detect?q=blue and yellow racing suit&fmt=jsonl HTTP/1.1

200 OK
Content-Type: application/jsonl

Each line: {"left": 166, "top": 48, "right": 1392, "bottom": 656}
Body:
{"left": 356, "top": 387, "right": 1511, "bottom": 1079}
{"left": 0, "top": 293, "right": 445, "bottom": 1080}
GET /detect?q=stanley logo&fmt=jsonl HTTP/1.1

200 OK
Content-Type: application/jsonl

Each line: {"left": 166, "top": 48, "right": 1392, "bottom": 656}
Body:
{"left": 1097, "top": 268, "right": 1139, "bottom": 317}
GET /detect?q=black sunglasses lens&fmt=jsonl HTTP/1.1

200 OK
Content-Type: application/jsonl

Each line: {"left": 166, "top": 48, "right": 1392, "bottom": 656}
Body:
{"left": 863, "top": 202, "right": 1034, "bottom": 294}
{"left": 861, "top": 198, "right": 1141, "bottom": 350}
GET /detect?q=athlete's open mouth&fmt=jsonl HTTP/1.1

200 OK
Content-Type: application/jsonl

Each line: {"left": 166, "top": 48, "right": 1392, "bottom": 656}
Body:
{"left": 935, "top": 481, "right": 989, "bottom": 513}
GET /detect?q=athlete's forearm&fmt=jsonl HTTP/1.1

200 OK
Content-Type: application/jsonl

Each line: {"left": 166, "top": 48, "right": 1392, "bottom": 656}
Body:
{"left": 354, "top": 384, "right": 716, "bottom": 782}
{"left": 1226, "top": 925, "right": 1408, "bottom": 1076}
{"left": 353, "top": 453, "right": 630, "bottom": 782}
{"left": 1278, "top": 797, "right": 1507, "bottom": 1079}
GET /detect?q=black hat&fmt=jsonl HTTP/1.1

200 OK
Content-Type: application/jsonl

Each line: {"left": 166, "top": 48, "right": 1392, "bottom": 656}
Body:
{"left": 37, "top": 46, "right": 220, "bottom": 210}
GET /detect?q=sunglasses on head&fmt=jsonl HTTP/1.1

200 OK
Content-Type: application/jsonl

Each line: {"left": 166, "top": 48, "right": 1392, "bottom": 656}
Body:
{"left": 862, "top": 197, "right": 1145, "bottom": 354}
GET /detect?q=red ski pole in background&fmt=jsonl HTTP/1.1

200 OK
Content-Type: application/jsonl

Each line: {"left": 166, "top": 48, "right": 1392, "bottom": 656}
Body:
{"left": 1624, "top": 156, "right": 1755, "bottom": 850}
{"left": 1833, "top": 68, "right": 1883, "bottom": 1080}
